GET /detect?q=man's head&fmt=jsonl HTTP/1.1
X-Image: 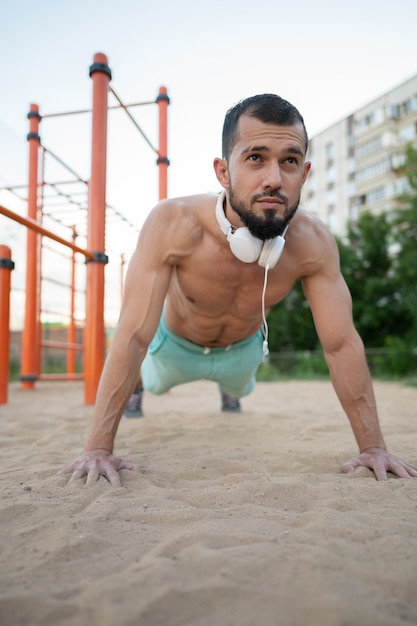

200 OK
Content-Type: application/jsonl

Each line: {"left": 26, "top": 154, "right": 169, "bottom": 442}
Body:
{"left": 222, "top": 94, "right": 308, "bottom": 162}
{"left": 214, "top": 94, "right": 310, "bottom": 241}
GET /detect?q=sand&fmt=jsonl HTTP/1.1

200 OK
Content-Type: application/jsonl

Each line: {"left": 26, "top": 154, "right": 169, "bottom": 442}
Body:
{"left": 0, "top": 378, "right": 417, "bottom": 626}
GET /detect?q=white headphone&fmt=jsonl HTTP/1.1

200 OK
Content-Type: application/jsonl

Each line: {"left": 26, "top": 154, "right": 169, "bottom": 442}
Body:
{"left": 215, "top": 191, "right": 287, "bottom": 268}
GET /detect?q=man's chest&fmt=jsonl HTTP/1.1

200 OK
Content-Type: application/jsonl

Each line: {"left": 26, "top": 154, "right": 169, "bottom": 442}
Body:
{"left": 171, "top": 261, "right": 297, "bottom": 316}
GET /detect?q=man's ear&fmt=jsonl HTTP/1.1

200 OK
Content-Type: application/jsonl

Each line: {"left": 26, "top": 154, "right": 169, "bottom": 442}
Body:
{"left": 213, "top": 157, "right": 230, "bottom": 189}
{"left": 302, "top": 161, "right": 312, "bottom": 184}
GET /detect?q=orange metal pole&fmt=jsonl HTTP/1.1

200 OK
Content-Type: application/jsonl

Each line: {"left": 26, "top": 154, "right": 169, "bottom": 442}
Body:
{"left": 156, "top": 86, "right": 170, "bottom": 200}
{"left": 67, "top": 227, "right": 77, "bottom": 375}
{"left": 84, "top": 52, "right": 111, "bottom": 405}
{"left": 0, "top": 245, "right": 15, "bottom": 404}
{"left": 0, "top": 205, "right": 94, "bottom": 258}
{"left": 21, "top": 104, "right": 41, "bottom": 390}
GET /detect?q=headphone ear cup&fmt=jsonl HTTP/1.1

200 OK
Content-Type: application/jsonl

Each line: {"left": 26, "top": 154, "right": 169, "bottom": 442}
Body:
{"left": 258, "top": 236, "right": 285, "bottom": 269}
{"left": 228, "top": 228, "right": 263, "bottom": 263}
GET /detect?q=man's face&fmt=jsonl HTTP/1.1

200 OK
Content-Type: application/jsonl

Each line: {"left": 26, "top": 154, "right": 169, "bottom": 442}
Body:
{"left": 224, "top": 115, "right": 310, "bottom": 239}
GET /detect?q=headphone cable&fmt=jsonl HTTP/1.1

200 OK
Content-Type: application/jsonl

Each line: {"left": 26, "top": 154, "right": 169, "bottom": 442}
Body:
{"left": 261, "top": 265, "right": 270, "bottom": 361}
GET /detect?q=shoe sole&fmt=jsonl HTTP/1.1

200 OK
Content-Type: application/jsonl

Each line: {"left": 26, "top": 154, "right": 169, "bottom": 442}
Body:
{"left": 124, "top": 410, "right": 143, "bottom": 418}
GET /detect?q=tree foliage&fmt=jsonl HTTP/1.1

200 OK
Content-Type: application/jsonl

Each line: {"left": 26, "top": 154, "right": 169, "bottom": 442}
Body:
{"left": 268, "top": 281, "right": 317, "bottom": 352}
{"left": 336, "top": 211, "right": 410, "bottom": 348}
{"left": 390, "top": 143, "right": 417, "bottom": 346}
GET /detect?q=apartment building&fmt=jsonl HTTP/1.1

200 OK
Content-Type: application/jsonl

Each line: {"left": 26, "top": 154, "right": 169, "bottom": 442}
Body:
{"left": 301, "top": 73, "right": 417, "bottom": 236}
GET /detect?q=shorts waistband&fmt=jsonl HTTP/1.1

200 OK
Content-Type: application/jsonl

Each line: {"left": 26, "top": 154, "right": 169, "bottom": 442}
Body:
{"left": 160, "top": 313, "right": 261, "bottom": 355}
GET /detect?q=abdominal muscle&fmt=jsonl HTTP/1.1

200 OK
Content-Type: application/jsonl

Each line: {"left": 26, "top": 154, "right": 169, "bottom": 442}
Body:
{"left": 165, "top": 300, "right": 263, "bottom": 347}
{"left": 163, "top": 263, "right": 279, "bottom": 348}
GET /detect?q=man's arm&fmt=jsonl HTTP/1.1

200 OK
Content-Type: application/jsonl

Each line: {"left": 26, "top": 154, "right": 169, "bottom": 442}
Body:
{"left": 59, "top": 201, "right": 185, "bottom": 485}
{"left": 302, "top": 232, "right": 417, "bottom": 480}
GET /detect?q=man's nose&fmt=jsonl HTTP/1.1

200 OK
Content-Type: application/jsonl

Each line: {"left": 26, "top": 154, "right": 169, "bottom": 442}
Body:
{"left": 262, "top": 162, "right": 282, "bottom": 189}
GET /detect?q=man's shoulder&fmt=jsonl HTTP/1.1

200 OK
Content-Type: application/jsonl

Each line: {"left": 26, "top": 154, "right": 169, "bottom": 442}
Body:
{"left": 288, "top": 207, "right": 339, "bottom": 276}
{"left": 143, "top": 193, "right": 219, "bottom": 252}
{"left": 295, "top": 205, "right": 328, "bottom": 229}
{"left": 149, "top": 193, "right": 220, "bottom": 241}
{"left": 157, "top": 193, "right": 219, "bottom": 212}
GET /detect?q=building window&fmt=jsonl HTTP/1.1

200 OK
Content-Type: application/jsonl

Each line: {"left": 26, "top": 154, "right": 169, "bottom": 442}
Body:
{"left": 399, "top": 124, "right": 415, "bottom": 143}
{"left": 367, "top": 186, "right": 385, "bottom": 204}
{"left": 349, "top": 202, "right": 359, "bottom": 222}
{"left": 348, "top": 181, "right": 356, "bottom": 197}
{"left": 387, "top": 104, "right": 399, "bottom": 119}
{"left": 325, "top": 142, "right": 334, "bottom": 160}
{"left": 356, "top": 112, "right": 375, "bottom": 130}
{"left": 391, "top": 153, "right": 405, "bottom": 171}
{"left": 326, "top": 165, "right": 336, "bottom": 183}
{"left": 326, "top": 189, "right": 336, "bottom": 205}
{"left": 356, "top": 135, "right": 382, "bottom": 158}
{"left": 356, "top": 159, "right": 390, "bottom": 183}
{"left": 392, "top": 178, "right": 410, "bottom": 196}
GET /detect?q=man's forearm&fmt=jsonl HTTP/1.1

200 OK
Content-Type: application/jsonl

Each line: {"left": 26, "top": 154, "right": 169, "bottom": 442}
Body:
{"left": 84, "top": 335, "right": 147, "bottom": 452}
{"left": 325, "top": 345, "right": 386, "bottom": 452}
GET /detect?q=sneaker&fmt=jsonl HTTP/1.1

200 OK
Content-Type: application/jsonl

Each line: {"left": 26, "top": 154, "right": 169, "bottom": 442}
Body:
{"left": 124, "top": 388, "right": 144, "bottom": 418}
{"left": 221, "top": 392, "right": 241, "bottom": 413}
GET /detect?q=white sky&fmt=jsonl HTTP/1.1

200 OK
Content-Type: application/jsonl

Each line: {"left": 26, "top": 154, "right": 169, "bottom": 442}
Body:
{"left": 1, "top": 0, "right": 417, "bottom": 326}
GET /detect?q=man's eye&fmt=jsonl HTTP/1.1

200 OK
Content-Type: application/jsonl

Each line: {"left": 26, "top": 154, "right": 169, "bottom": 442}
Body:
{"left": 248, "top": 154, "right": 260, "bottom": 161}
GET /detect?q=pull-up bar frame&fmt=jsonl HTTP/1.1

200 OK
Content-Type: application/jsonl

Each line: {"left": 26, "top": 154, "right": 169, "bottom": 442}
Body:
{"left": 1, "top": 52, "right": 169, "bottom": 405}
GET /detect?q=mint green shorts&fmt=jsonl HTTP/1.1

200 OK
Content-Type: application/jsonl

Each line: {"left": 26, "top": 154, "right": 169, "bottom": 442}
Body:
{"left": 141, "top": 313, "right": 264, "bottom": 397}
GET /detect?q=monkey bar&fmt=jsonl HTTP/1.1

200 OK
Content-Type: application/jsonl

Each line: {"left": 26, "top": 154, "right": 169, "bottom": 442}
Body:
{"left": 0, "top": 51, "right": 169, "bottom": 405}
{"left": 0, "top": 202, "right": 93, "bottom": 401}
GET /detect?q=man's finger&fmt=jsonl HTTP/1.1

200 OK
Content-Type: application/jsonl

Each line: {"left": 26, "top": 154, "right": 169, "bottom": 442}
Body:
{"left": 119, "top": 459, "right": 139, "bottom": 472}
{"left": 85, "top": 467, "right": 101, "bottom": 486}
{"left": 341, "top": 459, "right": 360, "bottom": 474}
{"left": 68, "top": 468, "right": 87, "bottom": 483}
{"left": 103, "top": 467, "right": 122, "bottom": 487}
{"left": 57, "top": 464, "right": 75, "bottom": 476}
{"left": 372, "top": 462, "right": 388, "bottom": 481}
{"left": 387, "top": 460, "right": 413, "bottom": 479}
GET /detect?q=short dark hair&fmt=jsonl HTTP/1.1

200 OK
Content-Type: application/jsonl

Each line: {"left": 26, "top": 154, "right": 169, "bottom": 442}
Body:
{"left": 222, "top": 93, "right": 308, "bottom": 160}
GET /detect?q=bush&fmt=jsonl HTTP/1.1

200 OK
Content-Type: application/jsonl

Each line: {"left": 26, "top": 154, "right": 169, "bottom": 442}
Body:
{"left": 256, "top": 351, "right": 329, "bottom": 381}
{"left": 373, "top": 336, "right": 417, "bottom": 377}
{"left": 9, "top": 358, "right": 20, "bottom": 381}
{"left": 295, "top": 351, "right": 329, "bottom": 378}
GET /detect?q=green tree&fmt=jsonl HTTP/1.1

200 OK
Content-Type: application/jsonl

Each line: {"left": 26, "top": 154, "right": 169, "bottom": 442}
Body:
{"left": 268, "top": 211, "right": 402, "bottom": 354}
{"left": 267, "top": 280, "right": 317, "bottom": 352}
{"left": 337, "top": 211, "right": 409, "bottom": 348}
{"left": 391, "top": 143, "right": 417, "bottom": 347}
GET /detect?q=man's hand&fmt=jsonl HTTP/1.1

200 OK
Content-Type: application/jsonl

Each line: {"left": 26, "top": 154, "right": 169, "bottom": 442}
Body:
{"left": 342, "top": 447, "right": 417, "bottom": 481}
{"left": 58, "top": 449, "right": 139, "bottom": 487}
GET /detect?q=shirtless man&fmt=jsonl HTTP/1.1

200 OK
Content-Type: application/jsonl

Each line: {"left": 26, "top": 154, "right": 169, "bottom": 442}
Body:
{"left": 60, "top": 93, "right": 417, "bottom": 485}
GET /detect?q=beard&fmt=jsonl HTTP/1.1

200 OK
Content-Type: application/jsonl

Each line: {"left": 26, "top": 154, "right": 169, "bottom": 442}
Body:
{"left": 229, "top": 185, "right": 300, "bottom": 240}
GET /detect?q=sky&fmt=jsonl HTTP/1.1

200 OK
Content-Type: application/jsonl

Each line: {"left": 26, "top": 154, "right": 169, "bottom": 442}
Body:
{"left": 1, "top": 0, "right": 417, "bottom": 327}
